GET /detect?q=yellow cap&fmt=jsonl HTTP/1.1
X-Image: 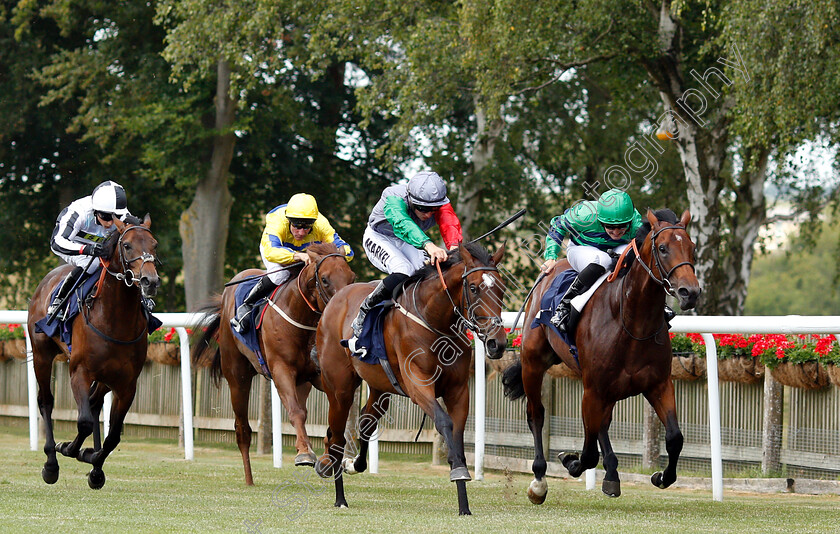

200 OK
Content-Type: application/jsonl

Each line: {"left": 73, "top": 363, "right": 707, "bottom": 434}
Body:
{"left": 285, "top": 193, "right": 319, "bottom": 220}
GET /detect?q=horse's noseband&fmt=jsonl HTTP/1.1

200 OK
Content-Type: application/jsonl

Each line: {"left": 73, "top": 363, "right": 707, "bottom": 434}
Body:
{"left": 457, "top": 266, "right": 504, "bottom": 341}
{"left": 643, "top": 225, "right": 695, "bottom": 298}
{"left": 106, "top": 226, "right": 159, "bottom": 288}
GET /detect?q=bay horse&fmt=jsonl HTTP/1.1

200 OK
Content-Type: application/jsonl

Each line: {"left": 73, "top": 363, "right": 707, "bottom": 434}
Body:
{"left": 191, "top": 242, "right": 355, "bottom": 485}
{"left": 315, "top": 242, "right": 507, "bottom": 516}
{"left": 502, "top": 209, "right": 701, "bottom": 504}
{"left": 27, "top": 214, "right": 160, "bottom": 489}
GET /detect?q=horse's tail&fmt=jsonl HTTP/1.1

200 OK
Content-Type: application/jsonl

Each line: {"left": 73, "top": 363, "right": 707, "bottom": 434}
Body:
{"left": 502, "top": 360, "right": 525, "bottom": 400}
{"left": 191, "top": 296, "right": 224, "bottom": 386}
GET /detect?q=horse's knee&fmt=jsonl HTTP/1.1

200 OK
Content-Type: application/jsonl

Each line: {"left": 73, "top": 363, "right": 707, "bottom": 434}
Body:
{"left": 77, "top": 415, "right": 95, "bottom": 436}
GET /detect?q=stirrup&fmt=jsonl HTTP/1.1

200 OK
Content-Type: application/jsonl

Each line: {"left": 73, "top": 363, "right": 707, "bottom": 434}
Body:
{"left": 231, "top": 305, "right": 252, "bottom": 333}
{"left": 550, "top": 306, "right": 569, "bottom": 331}
{"left": 351, "top": 310, "right": 366, "bottom": 338}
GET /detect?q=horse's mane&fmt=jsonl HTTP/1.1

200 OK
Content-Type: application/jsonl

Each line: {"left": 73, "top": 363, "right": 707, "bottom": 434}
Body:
{"left": 403, "top": 242, "right": 493, "bottom": 287}
{"left": 307, "top": 241, "right": 340, "bottom": 256}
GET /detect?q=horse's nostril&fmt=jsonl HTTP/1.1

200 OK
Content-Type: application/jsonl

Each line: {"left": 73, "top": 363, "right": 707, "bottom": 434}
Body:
{"left": 678, "top": 287, "right": 689, "bottom": 297}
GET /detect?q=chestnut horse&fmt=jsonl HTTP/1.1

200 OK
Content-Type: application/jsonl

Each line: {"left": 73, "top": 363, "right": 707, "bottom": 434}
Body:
{"left": 27, "top": 215, "right": 160, "bottom": 489}
{"left": 191, "top": 242, "right": 355, "bottom": 485}
{"left": 315, "top": 243, "right": 507, "bottom": 515}
{"left": 502, "top": 209, "right": 701, "bottom": 504}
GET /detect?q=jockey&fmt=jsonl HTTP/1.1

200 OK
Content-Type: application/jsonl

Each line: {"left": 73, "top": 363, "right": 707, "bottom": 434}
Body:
{"left": 47, "top": 180, "right": 132, "bottom": 318}
{"left": 541, "top": 188, "right": 643, "bottom": 332}
{"left": 231, "top": 193, "right": 353, "bottom": 333}
{"left": 351, "top": 171, "right": 462, "bottom": 337}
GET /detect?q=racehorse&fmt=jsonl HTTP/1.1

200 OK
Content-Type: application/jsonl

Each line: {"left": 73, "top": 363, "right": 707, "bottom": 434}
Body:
{"left": 27, "top": 214, "right": 160, "bottom": 489}
{"left": 502, "top": 209, "right": 701, "bottom": 504}
{"left": 315, "top": 242, "right": 507, "bottom": 515}
{"left": 191, "top": 242, "right": 355, "bottom": 485}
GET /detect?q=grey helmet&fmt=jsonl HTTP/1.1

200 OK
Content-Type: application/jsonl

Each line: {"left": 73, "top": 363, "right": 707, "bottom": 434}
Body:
{"left": 407, "top": 171, "right": 449, "bottom": 208}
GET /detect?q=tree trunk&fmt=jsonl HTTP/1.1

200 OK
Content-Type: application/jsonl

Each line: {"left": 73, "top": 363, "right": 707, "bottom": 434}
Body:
{"left": 455, "top": 103, "right": 503, "bottom": 238}
{"left": 180, "top": 59, "right": 236, "bottom": 311}
{"left": 719, "top": 147, "right": 770, "bottom": 315}
{"left": 762, "top": 370, "right": 783, "bottom": 474}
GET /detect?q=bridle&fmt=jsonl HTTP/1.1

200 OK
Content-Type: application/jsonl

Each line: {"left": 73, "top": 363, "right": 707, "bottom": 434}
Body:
{"left": 620, "top": 224, "right": 694, "bottom": 342}
{"left": 104, "top": 225, "right": 159, "bottom": 290}
{"left": 405, "top": 260, "right": 504, "bottom": 342}
{"left": 631, "top": 224, "right": 695, "bottom": 298}
{"left": 296, "top": 252, "right": 346, "bottom": 313}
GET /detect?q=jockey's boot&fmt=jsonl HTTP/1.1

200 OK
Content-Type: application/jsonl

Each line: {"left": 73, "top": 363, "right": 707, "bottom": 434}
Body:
{"left": 47, "top": 266, "right": 84, "bottom": 320}
{"left": 664, "top": 305, "right": 676, "bottom": 326}
{"left": 231, "top": 275, "right": 277, "bottom": 333}
{"left": 550, "top": 263, "right": 607, "bottom": 332}
{"left": 351, "top": 273, "right": 408, "bottom": 338}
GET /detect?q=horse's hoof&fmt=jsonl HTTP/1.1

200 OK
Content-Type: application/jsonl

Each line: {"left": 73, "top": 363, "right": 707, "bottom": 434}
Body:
{"left": 342, "top": 457, "right": 360, "bottom": 475}
{"left": 459, "top": 508, "right": 472, "bottom": 516}
{"left": 335, "top": 502, "right": 348, "bottom": 509}
{"left": 41, "top": 465, "right": 59, "bottom": 484}
{"left": 450, "top": 466, "right": 471, "bottom": 482}
{"left": 87, "top": 468, "right": 106, "bottom": 490}
{"left": 602, "top": 479, "right": 621, "bottom": 498}
{"left": 294, "top": 452, "right": 317, "bottom": 467}
{"left": 651, "top": 471, "right": 671, "bottom": 489}
{"left": 527, "top": 478, "right": 548, "bottom": 504}
{"left": 559, "top": 452, "right": 578, "bottom": 469}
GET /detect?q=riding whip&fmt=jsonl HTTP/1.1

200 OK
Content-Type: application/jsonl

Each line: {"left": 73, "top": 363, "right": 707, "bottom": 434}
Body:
{"left": 46, "top": 255, "right": 98, "bottom": 326}
{"left": 510, "top": 271, "right": 546, "bottom": 335}
{"left": 467, "top": 208, "right": 526, "bottom": 244}
{"left": 223, "top": 261, "right": 304, "bottom": 287}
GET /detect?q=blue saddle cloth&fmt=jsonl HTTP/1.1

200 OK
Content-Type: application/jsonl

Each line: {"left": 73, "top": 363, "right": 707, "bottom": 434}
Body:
{"left": 340, "top": 302, "right": 389, "bottom": 366}
{"left": 531, "top": 269, "right": 578, "bottom": 357}
{"left": 231, "top": 277, "right": 274, "bottom": 376}
{"left": 34, "top": 267, "right": 162, "bottom": 353}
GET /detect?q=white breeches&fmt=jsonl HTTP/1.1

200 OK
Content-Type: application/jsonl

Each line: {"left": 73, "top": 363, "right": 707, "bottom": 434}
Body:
{"left": 566, "top": 243, "right": 629, "bottom": 272}
{"left": 362, "top": 226, "right": 426, "bottom": 276}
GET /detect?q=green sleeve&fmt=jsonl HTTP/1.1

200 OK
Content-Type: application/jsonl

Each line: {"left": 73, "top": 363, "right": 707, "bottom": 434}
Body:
{"left": 383, "top": 196, "right": 432, "bottom": 248}
{"left": 544, "top": 216, "right": 565, "bottom": 260}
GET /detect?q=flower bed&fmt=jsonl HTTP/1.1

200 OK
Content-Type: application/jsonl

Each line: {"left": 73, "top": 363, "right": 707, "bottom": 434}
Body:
{"left": 0, "top": 324, "right": 25, "bottom": 361}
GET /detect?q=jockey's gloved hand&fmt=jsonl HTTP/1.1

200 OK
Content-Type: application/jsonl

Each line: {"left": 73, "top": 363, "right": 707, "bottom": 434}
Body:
{"left": 607, "top": 249, "right": 620, "bottom": 269}
{"left": 83, "top": 243, "right": 106, "bottom": 257}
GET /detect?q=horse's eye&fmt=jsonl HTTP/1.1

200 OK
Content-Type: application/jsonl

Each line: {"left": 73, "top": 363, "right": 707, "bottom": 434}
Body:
{"left": 470, "top": 284, "right": 478, "bottom": 295}
{"left": 658, "top": 244, "right": 668, "bottom": 254}
{"left": 321, "top": 276, "right": 329, "bottom": 286}
{"left": 124, "top": 243, "right": 132, "bottom": 251}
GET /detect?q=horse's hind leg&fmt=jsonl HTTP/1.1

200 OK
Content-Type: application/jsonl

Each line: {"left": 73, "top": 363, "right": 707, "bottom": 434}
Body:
{"left": 644, "top": 380, "right": 683, "bottom": 489}
{"left": 316, "top": 381, "right": 356, "bottom": 509}
{"left": 56, "top": 367, "right": 96, "bottom": 459}
{"left": 344, "top": 388, "right": 390, "bottom": 475}
{"left": 598, "top": 414, "right": 621, "bottom": 497}
{"left": 33, "top": 346, "right": 60, "bottom": 484}
{"left": 225, "top": 359, "right": 256, "bottom": 485}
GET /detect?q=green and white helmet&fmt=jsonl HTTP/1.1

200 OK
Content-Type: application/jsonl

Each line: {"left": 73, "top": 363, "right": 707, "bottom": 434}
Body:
{"left": 596, "top": 189, "right": 635, "bottom": 225}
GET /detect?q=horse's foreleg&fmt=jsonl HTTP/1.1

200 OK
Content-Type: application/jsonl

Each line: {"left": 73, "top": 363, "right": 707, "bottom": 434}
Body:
{"left": 315, "top": 382, "right": 355, "bottom": 509}
{"left": 441, "top": 383, "right": 471, "bottom": 516}
{"left": 272, "top": 369, "right": 316, "bottom": 467}
{"left": 80, "top": 385, "right": 137, "bottom": 490}
{"left": 57, "top": 368, "right": 96, "bottom": 459}
{"left": 562, "top": 390, "right": 607, "bottom": 478}
{"left": 645, "top": 380, "right": 682, "bottom": 489}
{"left": 34, "top": 351, "right": 59, "bottom": 484}
{"left": 344, "top": 388, "right": 390, "bottom": 475}
{"left": 598, "top": 411, "right": 621, "bottom": 497}
{"left": 522, "top": 361, "right": 549, "bottom": 505}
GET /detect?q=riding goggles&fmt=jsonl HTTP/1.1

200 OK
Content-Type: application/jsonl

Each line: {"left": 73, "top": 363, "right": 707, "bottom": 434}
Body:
{"left": 603, "top": 222, "right": 629, "bottom": 231}
{"left": 95, "top": 211, "right": 114, "bottom": 222}
{"left": 414, "top": 204, "right": 438, "bottom": 214}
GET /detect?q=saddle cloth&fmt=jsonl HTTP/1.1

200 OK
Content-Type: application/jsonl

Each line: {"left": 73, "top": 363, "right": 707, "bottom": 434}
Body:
{"left": 35, "top": 267, "right": 162, "bottom": 353}
{"left": 531, "top": 268, "right": 609, "bottom": 353}
{"left": 341, "top": 302, "right": 389, "bottom": 366}
{"left": 231, "top": 277, "right": 282, "bottom": 377}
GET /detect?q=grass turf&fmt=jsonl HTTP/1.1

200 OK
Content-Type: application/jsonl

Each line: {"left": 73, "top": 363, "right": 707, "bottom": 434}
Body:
{"left": 1, "top": 427, "right": 838, "bottom": 533}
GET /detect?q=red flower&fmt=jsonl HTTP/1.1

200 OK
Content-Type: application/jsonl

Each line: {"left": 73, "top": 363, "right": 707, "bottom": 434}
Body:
{"left": 511, "top": 334, "right": 522, "bottom": 348}
{"left": 163, "top": 327, "right": 176, "bottom": 343}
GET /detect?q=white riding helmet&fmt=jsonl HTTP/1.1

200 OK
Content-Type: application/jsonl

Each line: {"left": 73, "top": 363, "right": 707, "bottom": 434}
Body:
{"left": 407, "top": 171, "right": 449, "bottom": 208}
{"left": 91, "top": 181, "right": 129, "bottom": 217}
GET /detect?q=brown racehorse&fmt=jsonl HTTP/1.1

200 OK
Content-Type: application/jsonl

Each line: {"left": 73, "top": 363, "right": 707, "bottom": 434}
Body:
{"left": 502, "top": 209, "right": 701, "bottom": 504}
{"left": 315, "top": 242, "right": 507, "bottom": 516}
{"left": 27, "top": 215, "right": 160, "bottom": 489}
{"left": 191, "top": 242, "right": 355, "bottom": 485}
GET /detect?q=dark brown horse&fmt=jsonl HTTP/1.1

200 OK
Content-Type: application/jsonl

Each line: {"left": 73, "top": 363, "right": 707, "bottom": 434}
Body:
{"left": 27, "top": 215, "right": 160, "bottom": 489}
{"left": 191, "top": 242, "right": 355, "bottom": 485}
{"left": 315, "top": 243, "right": 507, "bottom": 515}
{"left": 502, "top": 209, "right": 701, "bottom": 504}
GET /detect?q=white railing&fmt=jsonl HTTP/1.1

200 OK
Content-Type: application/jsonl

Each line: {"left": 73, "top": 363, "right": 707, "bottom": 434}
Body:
{"left": 3, "top": 309, "right": 840, "bottom": 502}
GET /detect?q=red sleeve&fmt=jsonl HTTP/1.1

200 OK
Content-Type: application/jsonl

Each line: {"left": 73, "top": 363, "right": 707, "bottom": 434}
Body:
{"left": 434, "top": 203, "right": 463, "bottom": 249}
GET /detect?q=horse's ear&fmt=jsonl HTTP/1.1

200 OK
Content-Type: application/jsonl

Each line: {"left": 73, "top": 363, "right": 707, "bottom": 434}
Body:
{"left": 143, "top": 213, "right": 152, "bottom": 229}
{"left": 459, "top": 243, "right": 475, "bottom": 269}
{"left": 679, "top": 210, "right": 691, "bottom": 228}
{"left": 646, "top": 209, "right": 658, "bottom": 228}
{"left": 306, "top": 247, "right": 321, "bottom": 263}
{"left": 114, "top": 217, "right": 126, "bottom": 232}
{"left": 491, "top": 241, "right": 506, "bottom": 266}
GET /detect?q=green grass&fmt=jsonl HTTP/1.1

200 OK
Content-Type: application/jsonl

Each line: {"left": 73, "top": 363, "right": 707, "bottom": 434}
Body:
{"left": 1, "top": 427, "right": 839, "bottom": 533}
